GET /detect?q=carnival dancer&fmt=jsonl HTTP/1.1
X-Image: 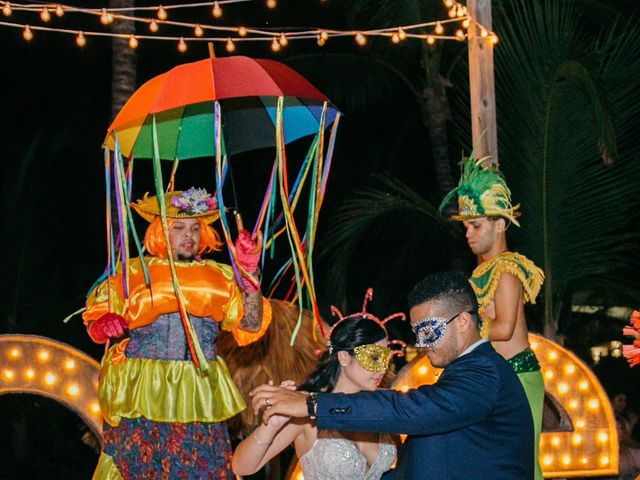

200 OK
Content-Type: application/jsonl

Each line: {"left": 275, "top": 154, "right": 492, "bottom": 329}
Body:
{"left": 232, "top": 289, "right": 399, "bottom": 480}
{"left": 250, "top": 272, "right": 534, "bottom": 480}
{"left": 440, "top": 156, "right": 545, "bottom": 480}
{"left": 83, "top": 188, "right": 272, "bottom": 479}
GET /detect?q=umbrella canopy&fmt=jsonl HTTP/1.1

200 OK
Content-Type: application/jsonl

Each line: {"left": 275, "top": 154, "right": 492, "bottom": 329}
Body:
{"left": 105, "top": 56, "right": 339, "bottom": 158}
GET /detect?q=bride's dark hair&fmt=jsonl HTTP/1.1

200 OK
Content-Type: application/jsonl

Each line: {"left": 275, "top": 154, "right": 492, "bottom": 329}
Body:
{"left": 298, "top": 316, "right": 387, "bottom": 393}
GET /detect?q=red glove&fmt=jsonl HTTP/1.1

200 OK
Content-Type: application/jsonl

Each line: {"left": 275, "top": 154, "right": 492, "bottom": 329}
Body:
{"left": 88, "top": 312, "right": 127, "bottom": 344}
{"left": 235, "top": 229, "right": 262, "bottom": 273}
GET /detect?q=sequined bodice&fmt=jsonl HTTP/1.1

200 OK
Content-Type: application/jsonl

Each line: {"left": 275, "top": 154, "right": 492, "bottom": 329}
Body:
{"left": 299, "top": 430, "right": 396, "bottom": 480}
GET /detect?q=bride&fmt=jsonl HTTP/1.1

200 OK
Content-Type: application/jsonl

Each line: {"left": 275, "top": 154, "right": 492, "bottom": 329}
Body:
{"left": 232, "top": 292, "right": 402, "bottom": 479}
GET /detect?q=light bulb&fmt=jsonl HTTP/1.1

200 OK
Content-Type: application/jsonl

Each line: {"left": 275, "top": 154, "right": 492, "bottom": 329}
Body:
{"left": 462, "top": 19, "right": 470, "bottom": 29}
{"left": 100, "top": 8, "right": 113, "bottom": 25}
{"left": 128, "top": 34, "right": 138, "bottom": 49}
{"left": 238, "top": 26, "right": 247, "bottom": 37}
{"left": 398, "top": 27, "right": 406, "bottom": 40}
{"left": 266, "top": 0, "right": 277, "bottom": 8}
{"left": 435, "top": 22, "right": 444, "bottom": 34}
{"left": 149, "top": 20, "right": 158, "bottom": 32}
{"left": 490, "top": 34, "right": 499, "bottom": 44}
{"left": 355, "top": 31, "right": 366, "bottom": 46}
{"left": 319, "top": 30, "right": 328, "bottom": 41}
{"left": 2, "top": 2, "right": 11, "bottom": 16}
{"left": 76, "top": 31, "right": 86, "bottom": 47}
{"left": 391, "top": 32, "right": 400, "bottom": 43}
{"left": 40, "top": 7, "right": 51, "bottom": 22}
{"left": 194, "top": 25, "right": 204, "bottom": 37}
{"left": 317, "top": 35, "right": 325, "bottom": 46}
{"left": 55, "top": 4, "right": 64, "bottom": 17}
{"left": 426, "top": 35, "right": 435, "bottom": 45}
{"left": 178, "top": 37, "right": 187, "bottom": 52}
{"left": 279, "top": 33, "right": 288, "bottom": 46}
{"left": 455, "top": 29, "right": 465, "bottom": 40}
{"left": 212, "top": 1, "right": 222, "bottom": 18}
{"left": 225, "top": 37, "right": 235, "bottom": 52}
{"left": 448, "top": 7, "right": 456, "bottom": 18}
{"left": 157, "top": 6, "right": 167, "bottom": 20}
{"left": 445, "top": 0, "right": 454, "bottom": 6}
{"left": 9, "top": 348, "right": 20, "bottom": 358}
{"left": 271, "top": 37, "right": 280, "bottom": 52}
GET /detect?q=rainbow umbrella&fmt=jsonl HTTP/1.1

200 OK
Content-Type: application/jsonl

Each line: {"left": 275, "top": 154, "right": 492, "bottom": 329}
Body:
{"left": 101, "top": 56, "right": 341, "bottom": 371}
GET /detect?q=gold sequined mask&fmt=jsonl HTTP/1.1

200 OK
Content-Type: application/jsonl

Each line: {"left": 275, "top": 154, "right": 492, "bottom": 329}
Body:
{"left": 353, "top": 343, "right": 391, "bottom": 373}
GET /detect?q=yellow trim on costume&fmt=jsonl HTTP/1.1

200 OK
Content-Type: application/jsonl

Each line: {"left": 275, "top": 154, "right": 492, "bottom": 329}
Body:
{"left": 92, "top": 453, "right": 123, "bottom": 480}
{"left": 469, "top": 251, "right": 544, "bottom": 338}
{"left": 99, "top": 345, "right": 246, "bottom": 427}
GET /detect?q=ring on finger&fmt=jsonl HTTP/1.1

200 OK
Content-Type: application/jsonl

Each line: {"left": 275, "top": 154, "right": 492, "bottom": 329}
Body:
{"left": 264, "top": 398, "right": 271, "bottom": 407}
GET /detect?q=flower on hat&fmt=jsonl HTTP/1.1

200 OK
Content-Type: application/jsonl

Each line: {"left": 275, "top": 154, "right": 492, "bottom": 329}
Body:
{"left": 170, "top": 187, "right": 218, "bottom": 215}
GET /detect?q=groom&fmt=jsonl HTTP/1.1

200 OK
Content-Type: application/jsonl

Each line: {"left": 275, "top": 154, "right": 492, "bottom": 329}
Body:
{"left": 251, "top": 271, "right": 533, "bottom": 479}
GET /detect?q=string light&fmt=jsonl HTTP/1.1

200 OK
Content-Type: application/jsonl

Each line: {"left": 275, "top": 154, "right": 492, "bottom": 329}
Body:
{"left": 194, "top": 24, "right": 203, "bottom": 37}
{"left": 40, "top": 7, "right": 51, "bottom": 22}
{"left": 462, "top": 18, "right": 470, "bottom": 29}
{"left": 157, "top": 5, "right": 167, "bottom": 20}
{"left": 455, "top": 29, "right": 465, "bottom": 40}
{"left": 225, "top": 37, "right": 235, "bottom": 52}
{"left": 55, "top": 4, "right": 64, "bottom": 17}
{"left": 237, "top": 26, "right": 247, "bottom": 37}
{"left": 391, "top": 32, "right": 400, "bottom": 44}
{"left": 100, "top": 8, "right": 113, "bottom": 25}
{"left": 448, "top": 7, "right": 456, "bottom": 18}
{"left": 76, "top": 31, "right": 86, "bottom": 47}
{"left": 426, "top": 35, "right": 435, "bottom": 45}
{"left": 355, "top": 31, "right": 366, "bottom": 46}
{"left": 316, "top": 34, "right": 325, "bottom": 46}
{"left": 2, "top": 2, "right": 11, "bottom": 16}
{"left": 177, "top": 36, "right": 187, "bottom": 52}
{"left": 278, "top": 32, "right": 288, "bottom": 46}
{"left": 128, "top": 34, "right": 138, "bottom": 48}
{"left": 398, "top": 27, "right": 407, "bottom": 41}
{"left": 266, "top": 0, "right": 277, "bottom": 8}
{"left": 435, "top": 22, "right": 444, "bottom": 34}
{"left": 319, "top": 30, "right": 328, "bottom": 41}
{"left": 211, "top": 1, "right": 222, "bottom": 18}
{"left": 149, "top": 20, "right": 159, "bottom": 32}
{"left": 489, "top": 34, "right": 499, "bottom": 45}
{"left": 270, "top": 37, "right": 280, "bottom": 52}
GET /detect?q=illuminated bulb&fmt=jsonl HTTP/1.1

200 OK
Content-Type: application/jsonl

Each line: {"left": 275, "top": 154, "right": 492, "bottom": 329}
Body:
{"left": 316, "top": 35, "right": 325, "bottom": 47}
{"left": 455, "top": 29, "right": 465, "bottom": 40}
{"left": 580, "top": 456, "right": 588, "bottom": 465}
{"left": 542, "top": 455, "right": 552, "bottom": 466}
{"left": 568, "top": 399, "right": 578, "bottom": 410}
{"left": 3, "top": 369, "right": 14, "bottom": 380}
{"left": 565, "top": 363, "right": 576, "bottom": 374}
{"left": 572, "top": 433, "right": 582, "bottom": 445}
{"left": 551, "top": 436, "right": 560, "bottom": 447}
{"left": 64, "top": 359, "right": 76, "bottom": 370}
{"left": 448, "top": 7, "right": 456, "bottom": 18}
{"left": 600, "top": 455, "right": 609, "bottom": 466}
{"left": 462, "top": 19, "right": 470, "bottom": 29}
{"left": 445, "top": 0, "right": 454, "bottom": 6}
{"left": 355, "top": 31, "right": 366, "bottom": 46}
{"left": 44, "top": 372, "right": 56, "bottom": 385}
{"left": 128, "top": 34, "right": 138, "bottom": 49}
{"left": 40, "top": 7, "right": 51, "bottom": 22}
{"left": 578, "top": 380, "right": 588, "bottom": 390}
{"left": 25, "top": 368, "right": 35, "bottom": 379}
{"left": 271, "top": 37, "right": 281, "bottom": 52}
{"left": 67, "top": 384, "right": 79, "bottom": 396}
{"left": 100, "top": 9, "right": 113, "bottom": 25}
{"left": 55, "top": 4, "right": 64, "bottom": 17}
{"left": 9, "top": 348, "right": 21, "bottom": 359}
{"left": 418, "top": 365, "right": 428, "bottom": 375}
{"left": 426, "top": 35, "right": 435, "bottom": 45}
{"left": 225, "top": 37, "right": 235, "bottom": 52}
{"left": 266, "top": 0, "right": 277, "bottom": 8}
{"left": 90, "top": 402, "right": 101, "bottom": 413}
{"left": 456, "top": 6, "right": 465, "bottom": 17}
{"left": 38, "top": 350, "right": 50, "bottom": 362}
{"left": 194, "top": 25, "right": 204, "bottom": 37}
{"left": 76, "top": 32, "right": 86, "bottom": 47}
{"left": 398, "top": 27, "right": 406, "bottom": 41}
{"left": 401, "top": 385, "right": 409, "bottom": 393}
{"left": 597, "top": 432, "right": 608, "bottom": 443}
{"left": 548, "top": 351, "right": 558, "bottom": 361}
{"left": 530, "top": 341, "right": 538, "bottom": 350}
{"left": 279, "top": 33, "right": 288, "bottom": 46}
{"left": 2, "top": 2, "right": 11, "bottom": 16}
{"left": 149, "top": 20, "right": 159, "bottom": 32}
{"left": 557, "top": 382, "right": 569, "bottom": 394}
{"left": 562, "top": 455, "right": 571, "bottom": 466}
{"left": 391, "top": 32, "right": 400, "bottom": 44}
{"left": 157, "top": 6, "right": 167, "bottom": 20}
{"left": 480, "top": 28, "right": 488, "bottom": 38}
{"left": 490, "top": 34, "right": 499, "bottom": 45}
{"left": 544, "top": 370, "right": 554, "bottom": 380}
{"left": 319, "top": 30, "right": 328, "bottom": 41}
{"left": 435, "top": 22, "right": 444, "bottom": 35}
{"left": 212, "top": 1, "right": 222, "bottom": 18}
{"left": 460, "top": 6, "right": 468, "bottom": 15}
{"left": 238, "top": 26, "right": 247, "bottom": 37}
{"left": 178, "top": 37, "right": 187, "bottom": 52}
{"left": 588, "top": 398, "right": 599, "bottom": 410}
{"left": 575, "top": 419, "right": 586, "bottom": 429}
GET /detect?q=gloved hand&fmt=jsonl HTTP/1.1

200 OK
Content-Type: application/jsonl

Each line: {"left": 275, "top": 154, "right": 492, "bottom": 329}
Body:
{"left": 88, "top": 312, "right": 127, "bottom": 344}
{"left": 235, "top": 229, "right": 262, "bottom": 273}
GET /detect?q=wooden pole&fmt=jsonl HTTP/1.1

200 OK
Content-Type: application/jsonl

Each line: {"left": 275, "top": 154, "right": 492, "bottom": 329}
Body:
{"left": 467, "top": 0, "right": 498, "bottom": 167}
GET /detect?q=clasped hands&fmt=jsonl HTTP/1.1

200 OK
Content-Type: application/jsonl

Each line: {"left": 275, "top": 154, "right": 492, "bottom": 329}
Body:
{"left": 250, "top": 380, "right": 310, "bottom": 425}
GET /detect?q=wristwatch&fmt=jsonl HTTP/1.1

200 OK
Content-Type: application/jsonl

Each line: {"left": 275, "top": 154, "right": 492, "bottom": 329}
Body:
{"left": 306, "top": 392, "right": 318, "bottom": 420}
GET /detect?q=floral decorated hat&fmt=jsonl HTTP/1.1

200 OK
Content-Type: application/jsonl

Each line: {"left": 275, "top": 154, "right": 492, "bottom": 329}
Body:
{"left": 439, "top": 155, "right": 521, "bottom": 227}
{"left": 131, "top": 187, "right": 220, "bottom": 224}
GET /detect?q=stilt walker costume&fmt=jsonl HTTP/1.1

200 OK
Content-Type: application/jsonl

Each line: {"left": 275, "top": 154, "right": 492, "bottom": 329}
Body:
{"left": 441, "top": 157, "right": 545, "bottom": 480}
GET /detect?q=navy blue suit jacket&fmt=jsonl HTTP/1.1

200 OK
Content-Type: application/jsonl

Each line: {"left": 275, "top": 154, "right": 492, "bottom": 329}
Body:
{"left": 316, "top": 341, "right": 534, "bottom": 479}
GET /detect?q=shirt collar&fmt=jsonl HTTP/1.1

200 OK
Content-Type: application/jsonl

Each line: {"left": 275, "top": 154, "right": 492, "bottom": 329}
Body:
{"left": 459, "top": 338, "right": 488, "bottom": 358}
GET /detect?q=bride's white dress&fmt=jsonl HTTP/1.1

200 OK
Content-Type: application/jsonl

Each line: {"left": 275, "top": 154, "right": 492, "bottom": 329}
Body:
{"left": 299, "top": 430, "right": 396, "bottom": 480}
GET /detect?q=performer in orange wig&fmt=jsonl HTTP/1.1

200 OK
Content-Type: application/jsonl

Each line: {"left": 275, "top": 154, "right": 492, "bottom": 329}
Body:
{"left": 83, "top": 187, "right": 271, "bottom": 480}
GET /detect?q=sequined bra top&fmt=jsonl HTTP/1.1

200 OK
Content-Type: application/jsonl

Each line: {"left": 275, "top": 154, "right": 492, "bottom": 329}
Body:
{"left": 299, "top": 430, "right": 396, "bottom": 480}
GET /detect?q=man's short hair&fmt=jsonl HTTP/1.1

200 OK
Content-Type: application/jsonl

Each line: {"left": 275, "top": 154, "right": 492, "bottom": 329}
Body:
{"left": 408, "top": 271, "right": 480, "bottom": 324}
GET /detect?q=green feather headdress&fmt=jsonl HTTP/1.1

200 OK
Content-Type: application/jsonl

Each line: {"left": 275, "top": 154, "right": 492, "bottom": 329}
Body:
{"left": 439, "top": 155, "right": 521, "bottom": 227}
